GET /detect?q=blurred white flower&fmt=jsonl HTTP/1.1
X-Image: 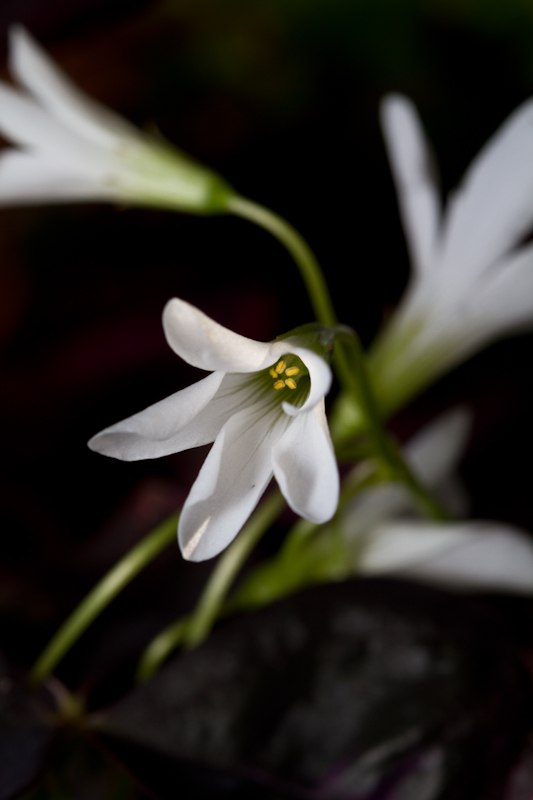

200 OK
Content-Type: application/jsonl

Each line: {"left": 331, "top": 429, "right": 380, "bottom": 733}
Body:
{"left": 346, "top": 409, "right": 533, "bottom": 594}
{"left": 0, "top": 26, "right": 232, "bottom": 212}
{"left": 371, "top": 94, "right": 533, "bottom": 414}
{"left": 89, "top": 298, "right": 339, "bottom": 562}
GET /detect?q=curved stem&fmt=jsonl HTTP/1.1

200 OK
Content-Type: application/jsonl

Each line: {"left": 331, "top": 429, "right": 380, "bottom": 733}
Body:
{"left": 228, "top": 196, "right": 337, "bottom": 327}
{"left": 227, "top": 196, "right": 365, "bottom": 415}
{"left": 30, "top": 512, "right": 180, "bottom": 687}
{"left": 136, "top": 616, "right": 190, "bottom": 683}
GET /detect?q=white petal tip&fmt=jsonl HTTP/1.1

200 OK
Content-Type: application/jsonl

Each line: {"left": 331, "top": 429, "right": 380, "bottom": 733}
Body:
{"left": 180, "top": 516, "right": 213, "bottom": 561}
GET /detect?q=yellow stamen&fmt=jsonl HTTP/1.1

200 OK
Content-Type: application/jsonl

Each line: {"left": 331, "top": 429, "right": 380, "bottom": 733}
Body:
{"left": 273, "top": 380, "right": 285, "bottom": 390}
{"left": 275, "top": 360, "right": 286, "bottom": 374}
{"left": 269, "top": 369, "right": 278, "bottom": 379}
{"left": 285, "top": 378, "right": 297, "bottom": 389}
{"left": 285, "top": 367, "right": 300, "bottom": 377}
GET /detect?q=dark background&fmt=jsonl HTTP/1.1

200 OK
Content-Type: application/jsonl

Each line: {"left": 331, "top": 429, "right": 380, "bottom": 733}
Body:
{"left": 2, "top": 0, "right": 533, "bottom": 693}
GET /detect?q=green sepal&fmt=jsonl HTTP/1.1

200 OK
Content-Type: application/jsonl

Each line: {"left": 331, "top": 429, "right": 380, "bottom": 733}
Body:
{"left": 275, "top": 322, "right": 336, "bottom": 360}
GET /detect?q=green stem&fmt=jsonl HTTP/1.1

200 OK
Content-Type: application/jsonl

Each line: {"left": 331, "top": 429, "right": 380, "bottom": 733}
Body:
{"left": 30, "top": 512, "right": 180, "bottom": 687}
{"left": 227, "top": 196, "right": 337, "bottom": 327}
{"left": 183, "top": 490, "right": 285, "bottom": 649}
{"left": 136, "top": 616, "right": 190, "bottom": 683}
{"left": 335, "top": 327, "right": 448, "bottom": 521}
{"left": 227, "top": 196, "right": 367, "bottom": 423}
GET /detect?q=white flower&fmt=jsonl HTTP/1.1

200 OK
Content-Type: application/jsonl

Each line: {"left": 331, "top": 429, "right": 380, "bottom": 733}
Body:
{"left": 345, "top": 409, "right": 533, "bottom": 594}
{"left": 88, "top": 298, "right": 339, "bottom": 561}
{"left": 370, "top": 93, "right": 533, "bottom": 413}
{"left": 0, "top": 26, "right": 232, "bottom": 212}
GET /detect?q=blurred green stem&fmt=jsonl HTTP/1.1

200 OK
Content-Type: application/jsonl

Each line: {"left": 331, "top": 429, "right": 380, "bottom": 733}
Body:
{"left": 30, "top": 513, "right": 180, "bottom": 687}
{"left": 334, "top": 327, "right": 448, "bottom": 520}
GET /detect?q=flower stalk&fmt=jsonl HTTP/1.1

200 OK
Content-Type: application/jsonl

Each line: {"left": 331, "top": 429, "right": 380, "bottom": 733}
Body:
{"left": 30, "top": 512, "right": 179, "bottom": 686}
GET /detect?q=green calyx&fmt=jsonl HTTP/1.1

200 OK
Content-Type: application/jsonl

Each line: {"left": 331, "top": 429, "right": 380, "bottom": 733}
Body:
{"left": 275, "top": 322, "right": 336, "bottom": 360}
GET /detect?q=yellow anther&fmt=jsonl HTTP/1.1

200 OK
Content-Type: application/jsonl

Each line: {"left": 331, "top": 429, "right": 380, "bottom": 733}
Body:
{"left": 285, "top": 367, "right": 300, "bottom": 377}
{"left": 273, "top": 380, "right": 285, "bottom": 390}
{"left": 285, "top": 378, "right": 297, "bottom": 390}
{"left": 275, "top": 360, "right": 286, "bottom": 374}
{"left": 269, "top": 369, "right": 278, "bottom": 379}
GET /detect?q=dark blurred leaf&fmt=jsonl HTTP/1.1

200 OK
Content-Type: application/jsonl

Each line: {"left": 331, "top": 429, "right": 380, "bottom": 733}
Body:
{"left": 0, "top": 653, "right": 55, "bottom": 800}
{"left": 95, "top": 579, "right": 533, "bottom": 799}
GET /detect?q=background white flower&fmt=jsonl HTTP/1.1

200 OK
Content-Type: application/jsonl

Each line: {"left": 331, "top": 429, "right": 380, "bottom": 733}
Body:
{"left": 0, "top": 26, "right": 232, "bottom": 212}
{"left": 89, "top": 298, "right": 339, "bottom": 562}
{"left": 344, "top": 409, "right": 533, "bottom": 594}
{"left": 370, "top": 93, "right": 533, "bottom": 414}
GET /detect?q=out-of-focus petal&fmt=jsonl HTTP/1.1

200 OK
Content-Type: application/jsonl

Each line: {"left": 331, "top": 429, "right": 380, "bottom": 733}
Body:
{"left": 359, "top": 520, "right": 533, "bottom": 594}
{"left": 9, "top": 25, "right": 136, "bottom": 150}
{"left": 469, "top": 242, "right": 533, "bottom": 338}
{"left": 342, "top": 407, "right": 471, "bottom": 537}
{"left": 0, "top": 150, "right": 112, "bottom": 204}
{"left": 178, "top": 404, "right": 285, "bottom": 561}
{"left": 0, "top": 80, "right": 91, "bottom": 154}
{"left": 87, "top": 372, "right": 224, "bottom": 461}
{"left": 163, "top": 298, "right": 275, "bottom": 373}
{"left": 438, "top": 98, "right": 533, "bottom": 292}
{"left": 380, "top": 94, "right": 441, "bottom": 276}
{"left": 405, "top": 407, "right": 471, "bottom": 488}
{"left": 273, "top": 400, "right": 339, "bottom": 523}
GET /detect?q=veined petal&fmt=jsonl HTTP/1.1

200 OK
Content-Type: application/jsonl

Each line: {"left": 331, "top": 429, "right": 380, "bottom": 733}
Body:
{"left": 0, "top": 150, "right": 114, "bottom": 204}
{"left": 380, "top": 94, "right": 441, "bottom": 276}
{"left": 468, "top": 241, "right": 533, "bottom": 338}
{"left": 359, "top": 521, "right": 533, "bottom": 594}
{"left": 87, "top": 372, "right": 224, "bottom": 460}
{"left": 178, "top": 403, "right": 287, "bottom": 561}
{"left": 272, "top": 400, "right": 339, "bottom": 523}
{"left": 437, "top": 98, "right": 533, "bottom": 291}
{"left": 163, "top": 297, "right": 276, "bottom": 373}
{"left": 9, "top": 25, "right": 137, "bottom": 151}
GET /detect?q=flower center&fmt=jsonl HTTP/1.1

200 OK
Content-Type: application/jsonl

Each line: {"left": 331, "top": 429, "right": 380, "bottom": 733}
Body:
{"left": 261, "top": 353, "right": 310, "bottom": 410}
{"left": 269, "top": 359, "right": 301, "bottom": 390}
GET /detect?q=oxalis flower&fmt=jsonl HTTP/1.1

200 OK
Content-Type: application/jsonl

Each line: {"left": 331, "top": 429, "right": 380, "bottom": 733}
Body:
{"left": 370, "top": 93, "right": 533, "bottom": 414}
{"left": 0, "top": 26, "right": 233, "bottom": 211}
{"left": 89, "top": 298, "right": 339, "bottom": 562}
{"left": 342, "top": 409, "right": 533, "bottom": 594}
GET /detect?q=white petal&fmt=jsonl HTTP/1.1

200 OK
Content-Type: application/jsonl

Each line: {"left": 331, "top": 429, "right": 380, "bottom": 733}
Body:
{"left": 437, "top": 98, "right": 533, "bottom": 291}
{"left": 0, "top": 150, "right": 114, "bottom": 204}
{"left": 380, "top": 94, "right": 441, "bottom": 275}
{"left": 0, "top": 79, "right": 92, "bottom": 155}
{"left": 87, "top": 372, "right": 224, "bottom": 460}
{"left": 405, "top": 407, "right": 471, "bottom": 488}
{"left": 359, "top": 520, "right": 533, "bottom": 594}
{"left": 468, "top": 241, "right": 533, "bottom": 338}
{"left": 9, "top": 25, "right": 136, "bottom": 150}
{"left": 272, "top": 399, "right": 339, "bottom": 523}
{"left": 163, "top": 298, "right": 275, "bottom": 373}
{"left": 178, "top": 404, "right": 286, "bottom": 561}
